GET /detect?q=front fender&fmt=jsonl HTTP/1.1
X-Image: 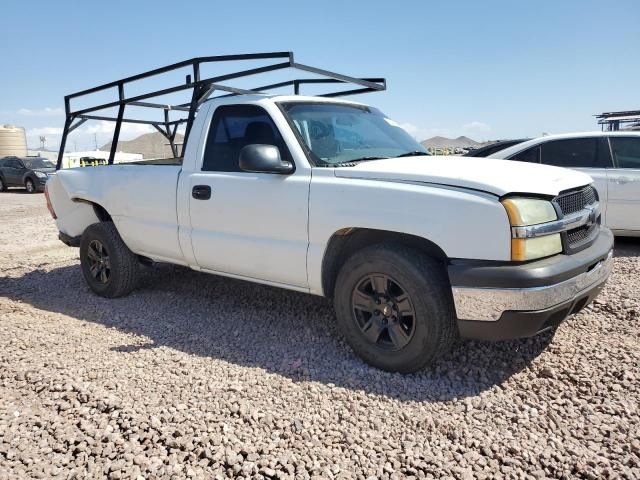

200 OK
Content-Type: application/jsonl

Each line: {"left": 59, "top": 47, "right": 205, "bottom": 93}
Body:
{"left": 307, "top": 174, "right": 512, "bottom": 295}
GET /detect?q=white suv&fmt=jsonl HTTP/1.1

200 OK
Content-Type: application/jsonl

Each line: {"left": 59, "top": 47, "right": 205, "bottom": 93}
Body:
{"left": 490, "top": 131, "right": 640, "bottom": 236}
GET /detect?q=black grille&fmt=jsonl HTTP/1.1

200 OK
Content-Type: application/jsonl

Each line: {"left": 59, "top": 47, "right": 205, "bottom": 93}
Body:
{"left": 555, "top": 186, "right": 597, "bottom": 215}
{"left": 566, "top": 221, "right": 599, "bottom": 248}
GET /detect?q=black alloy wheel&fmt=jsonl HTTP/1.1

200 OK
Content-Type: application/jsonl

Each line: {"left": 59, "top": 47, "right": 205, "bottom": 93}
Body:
{"left": 351, "top": 274, "right": 416, "bottom": 351}
{"left": 87, "top": 239, "right": 111, "bottom": 284}
{"left": 25, "top": 178, "right": 36, "bottom": 193}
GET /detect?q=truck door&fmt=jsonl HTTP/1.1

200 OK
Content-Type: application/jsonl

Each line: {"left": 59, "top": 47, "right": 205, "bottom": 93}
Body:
{"left": 187, "top": 104, "right": 311, "bottom": 288}
{"left": 607, "top": 136, "right": 640, "bottom": 233}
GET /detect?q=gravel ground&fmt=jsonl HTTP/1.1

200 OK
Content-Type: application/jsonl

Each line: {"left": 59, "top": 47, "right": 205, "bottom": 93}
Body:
{"left": 1, "top": 191, "right": 639, "bottom": 479}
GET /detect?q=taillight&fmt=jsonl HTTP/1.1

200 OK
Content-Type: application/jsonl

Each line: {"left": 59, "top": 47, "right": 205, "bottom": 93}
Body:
{"left": 44, "top": 184, "right": 57, "bottom": 219}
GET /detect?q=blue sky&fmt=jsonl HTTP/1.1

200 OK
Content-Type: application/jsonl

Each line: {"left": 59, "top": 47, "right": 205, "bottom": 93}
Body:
{"left": 1, "top": 0, "right": 638, "bottom": 150}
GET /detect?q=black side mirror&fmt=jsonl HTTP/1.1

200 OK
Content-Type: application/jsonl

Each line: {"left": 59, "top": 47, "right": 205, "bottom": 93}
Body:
{"left": 239, "top": 144, "right": 293, "bottom": 174}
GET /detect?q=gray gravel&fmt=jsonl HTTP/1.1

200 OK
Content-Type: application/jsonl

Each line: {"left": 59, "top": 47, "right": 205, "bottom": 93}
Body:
{"left": 1, "top": 192, "right": 639, "bottom": 479}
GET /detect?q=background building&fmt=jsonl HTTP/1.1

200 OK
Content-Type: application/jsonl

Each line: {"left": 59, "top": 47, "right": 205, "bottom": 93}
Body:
{"left": 0, "top": 125, "right": 27, "bottom": 157}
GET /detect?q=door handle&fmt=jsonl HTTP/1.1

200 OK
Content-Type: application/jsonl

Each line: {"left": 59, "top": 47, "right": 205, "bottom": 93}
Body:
{"left": 192, "top": 185, "right": 211, "bottom": 200}
{"left": 615, "top": 177, "right": 633, "bottom": 185}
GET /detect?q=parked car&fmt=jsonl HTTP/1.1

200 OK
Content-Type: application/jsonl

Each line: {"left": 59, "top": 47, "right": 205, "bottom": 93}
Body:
{"left": 0, "top": 156, "right": 56, "bottom": 193}
{"left": 489, "top": 132, "right": 640, "bottom": 236}
{"left": 46, "top": 56, "right": 614, "bottom": 373}
{"left": 465, "top": 139, "right": 529, "bottom": 157}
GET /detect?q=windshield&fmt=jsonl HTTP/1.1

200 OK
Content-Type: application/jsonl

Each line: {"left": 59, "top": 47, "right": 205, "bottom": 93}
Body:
{"left": 23, "top": 158, "right": 54, "bottom": 169}
{"left": 280, "top": 102, "right": 429, "bottom": 165}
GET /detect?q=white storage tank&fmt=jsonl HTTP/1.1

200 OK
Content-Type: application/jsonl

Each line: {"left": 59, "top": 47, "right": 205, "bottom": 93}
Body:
{"left": 0, "top": 125, "right": 28, "bottom": 157}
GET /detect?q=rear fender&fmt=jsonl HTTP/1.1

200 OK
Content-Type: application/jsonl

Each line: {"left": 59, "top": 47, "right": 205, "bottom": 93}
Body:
{"left": 47, "top": 175, "right": 100, "bottom": 237}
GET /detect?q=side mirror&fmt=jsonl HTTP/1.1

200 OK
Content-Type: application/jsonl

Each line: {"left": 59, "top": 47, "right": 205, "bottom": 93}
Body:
{"left": 239, "top": 144, "right": 293, "bottom": 174}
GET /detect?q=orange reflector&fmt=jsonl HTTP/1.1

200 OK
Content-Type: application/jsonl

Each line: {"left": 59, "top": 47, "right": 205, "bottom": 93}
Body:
{"left": 511, "top": 238, "right": 526, "bottom": 261}
{"left": 502, "top": 198, "right": 523, "bottom": 226}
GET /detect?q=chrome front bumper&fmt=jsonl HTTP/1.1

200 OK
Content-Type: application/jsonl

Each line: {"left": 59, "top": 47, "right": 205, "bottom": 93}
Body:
{"left": 452, "top": 250, "right": 614, "bottom": 322}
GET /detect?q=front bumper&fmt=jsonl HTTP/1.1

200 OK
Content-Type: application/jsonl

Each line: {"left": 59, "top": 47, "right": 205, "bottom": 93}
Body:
{"left": 35, "top": 176, "right": 50, "bottom": 191}
{"left": 450, "top": 227, "right": 614, "bottom": 341}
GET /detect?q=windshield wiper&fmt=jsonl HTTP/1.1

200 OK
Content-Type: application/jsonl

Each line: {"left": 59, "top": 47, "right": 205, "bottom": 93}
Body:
{"left": 396, "top": 151, "right": 429, "bottom": 158}
{"left": 348, "top": 156, "right": 390, "bottom": 163}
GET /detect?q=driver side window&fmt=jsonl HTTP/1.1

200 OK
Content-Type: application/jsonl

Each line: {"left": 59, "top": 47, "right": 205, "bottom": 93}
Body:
{"left": 202, "top": 105, "right": 292, "bottom": 172}
{"left": 610, "top": 137, "right": 640, "bottom": 168}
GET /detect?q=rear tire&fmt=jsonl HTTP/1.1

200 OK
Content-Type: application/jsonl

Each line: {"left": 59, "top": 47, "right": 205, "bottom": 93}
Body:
{"left": 80, "top": 222, "right": 140, "bottom": 298}
{"left": 334, "top": 243, "right": 457, "bottom": 373}
{"left": 25, "top": 178, "right": 36, "bottom": 193}
{"left": 0, "top": 177, "right": 5, "bottom": 192}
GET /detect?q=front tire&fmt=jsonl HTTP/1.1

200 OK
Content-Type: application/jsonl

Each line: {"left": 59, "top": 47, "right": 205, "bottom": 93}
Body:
{"left": 334, "top": 243, "right": 457, "bottom": 373}
{"left": 0, "top": 177, "right": 5, "bottom": 192}
{"left": 25, "top": 178, "right": 36, "bottom": 193}
{"left": 80, "top": 222, "right": 140, "bottom": 298}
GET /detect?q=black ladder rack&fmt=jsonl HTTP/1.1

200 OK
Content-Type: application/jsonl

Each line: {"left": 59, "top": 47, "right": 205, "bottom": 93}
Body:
{"left": 56, "top": 52, "right": 386, "bottom": 169}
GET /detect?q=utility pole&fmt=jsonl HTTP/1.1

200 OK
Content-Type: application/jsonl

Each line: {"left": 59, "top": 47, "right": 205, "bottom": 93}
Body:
{"left": 94, "top": 133, "right": 98, "bottom": 150}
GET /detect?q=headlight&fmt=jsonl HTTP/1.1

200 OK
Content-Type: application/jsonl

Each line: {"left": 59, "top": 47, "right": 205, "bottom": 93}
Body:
{"left": 34, "top": 171, "right": 48, "bottom": 178}
{"left": 501, "top": 198, "right": 557, "bottom": 226}
{"left": 511, "top": 234, "right": 562, "bottom": 261}
{"left": 501, "top": 197, "right": 562, "bottom": 261}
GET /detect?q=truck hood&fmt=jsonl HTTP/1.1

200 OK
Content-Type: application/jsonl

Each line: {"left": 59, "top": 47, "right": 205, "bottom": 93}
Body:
{"left": 332, "top": 156, "right": 593, "bottom": 197}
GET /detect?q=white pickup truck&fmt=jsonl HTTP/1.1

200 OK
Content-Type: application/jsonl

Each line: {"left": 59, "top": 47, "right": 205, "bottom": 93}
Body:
{"left": 46, "top": 55, "right": 614, "bottom": 372}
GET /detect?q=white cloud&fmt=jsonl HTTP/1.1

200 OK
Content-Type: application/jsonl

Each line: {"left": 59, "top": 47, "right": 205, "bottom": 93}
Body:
{"left": 27, "top": 127, "right": 64, "bottom": 136}
{"left": 18, "top": 107, "right": 64, "bottom": 116}
{"left": 83, "top": 121, "right": 153, "bottom": 138}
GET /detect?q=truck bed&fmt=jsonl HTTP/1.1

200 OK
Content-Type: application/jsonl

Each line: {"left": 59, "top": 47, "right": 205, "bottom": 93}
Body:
{"left": 48, "top": 164, "right": 183, "bottom": 263}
